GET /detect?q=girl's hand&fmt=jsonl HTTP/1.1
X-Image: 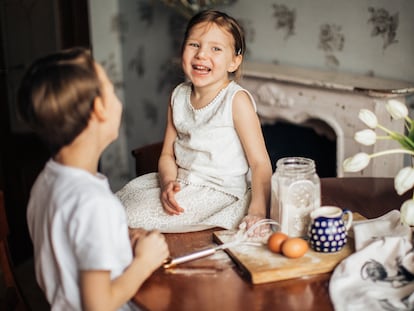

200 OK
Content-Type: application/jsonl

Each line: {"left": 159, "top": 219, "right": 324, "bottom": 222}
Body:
{"left": 239, "top": 214, "right": 270, "bottom": 237}
{"left": 133, "top": 231, "right": 170, "bottom": 271}
{"left": 160, "top": 181, "right": 184, "bottom": 215}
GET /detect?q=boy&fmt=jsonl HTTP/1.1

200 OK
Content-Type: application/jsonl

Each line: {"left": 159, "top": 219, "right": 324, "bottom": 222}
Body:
{"left": 17, "top": 47, "right": 169, "bottom": 310}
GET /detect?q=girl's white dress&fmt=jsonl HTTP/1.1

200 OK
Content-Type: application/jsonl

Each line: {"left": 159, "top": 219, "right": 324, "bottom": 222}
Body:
{"left": 116, "top": 81, "right": 257, "bottom": 232}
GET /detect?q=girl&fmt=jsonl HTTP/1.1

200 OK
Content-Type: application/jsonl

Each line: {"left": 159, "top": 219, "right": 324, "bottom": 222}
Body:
{"left": 117, "top": 10, "right": 272, "bottom": 234}
{"left": 18, "top": 47, "right": 169, "bottom": 310}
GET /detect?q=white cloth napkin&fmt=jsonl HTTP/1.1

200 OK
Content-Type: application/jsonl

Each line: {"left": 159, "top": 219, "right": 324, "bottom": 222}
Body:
{"left": 329, "top": 210, "right": 414, "bottom": 311}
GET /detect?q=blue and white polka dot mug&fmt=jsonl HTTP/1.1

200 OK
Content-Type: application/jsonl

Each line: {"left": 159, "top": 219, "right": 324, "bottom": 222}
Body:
{"left": 308, "top": 206, "right": 353, "bottom": 253}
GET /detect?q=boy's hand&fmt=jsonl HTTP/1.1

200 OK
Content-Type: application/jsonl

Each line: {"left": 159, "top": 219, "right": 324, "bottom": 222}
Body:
{"left": 129, "top": 228, "right": 147, "bottom": 250}
{"left": 134, "top": 231, "right": 170, "bottom": 271}
{"left": 160, "top": 181, "right": 184, "bottom": 215}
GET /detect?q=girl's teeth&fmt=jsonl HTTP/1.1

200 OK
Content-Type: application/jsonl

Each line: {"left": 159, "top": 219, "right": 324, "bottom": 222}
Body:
{"left": 194, "top": 65, "right": 210, "bottom": 71}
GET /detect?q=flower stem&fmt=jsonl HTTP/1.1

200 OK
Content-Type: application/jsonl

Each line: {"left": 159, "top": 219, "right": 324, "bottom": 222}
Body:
{"left": 370, "top": 148, "right": 414, "bottom": 158}
{"left": 376, "top": 136, "right": 391, "bottom": 140}
{"left": 377, "top": 124, "right": 394, "bottom": 135}
{"left": 377, "top": 124, "right": 414, "bottom": 150}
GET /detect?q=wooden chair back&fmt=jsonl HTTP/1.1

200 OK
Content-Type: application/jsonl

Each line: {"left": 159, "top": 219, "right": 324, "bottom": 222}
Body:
{"left": 131, "top": 141, "right": 163, "bottom": 177}
{"left": 0, "top": 190, "right": 30, "bottom": 310}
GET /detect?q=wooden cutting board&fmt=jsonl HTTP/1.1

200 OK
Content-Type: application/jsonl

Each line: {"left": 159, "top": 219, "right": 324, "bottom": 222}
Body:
{"left": 213, "top": 213, "right": 364, "bottom": 284}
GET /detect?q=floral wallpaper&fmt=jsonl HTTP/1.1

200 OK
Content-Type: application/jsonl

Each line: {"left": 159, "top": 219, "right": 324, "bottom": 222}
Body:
{"left": 318, "top": 23, "right": 345, "bottom": 68}
{"left": 272, "top": 4, "right": 296, "bottom": 40}
{"left": 161, "top": 0, "right": 238, "bottom": 19}
{"left": 368, "top": 7, "right": 399, "bottom": 50}
{"left": 89, "top": 0, "right": 414, "bottom": 191}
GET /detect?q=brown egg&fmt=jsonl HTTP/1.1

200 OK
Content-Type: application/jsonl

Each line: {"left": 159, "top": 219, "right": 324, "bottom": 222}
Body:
{"left": 281, "top": 237, "right": 309, "bottom": 258}
{"left": 267, "top": 232, "right": 288, "bottom": 253}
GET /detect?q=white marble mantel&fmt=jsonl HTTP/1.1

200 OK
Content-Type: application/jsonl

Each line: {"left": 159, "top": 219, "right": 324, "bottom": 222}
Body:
{"left": 240, "top": 61, "right": 414, "bottom": 177}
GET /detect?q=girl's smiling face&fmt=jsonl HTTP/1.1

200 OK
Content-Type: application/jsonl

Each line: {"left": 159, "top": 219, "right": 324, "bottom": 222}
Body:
{"left": 182, "top": 21, "right": 242, "bottom": 89}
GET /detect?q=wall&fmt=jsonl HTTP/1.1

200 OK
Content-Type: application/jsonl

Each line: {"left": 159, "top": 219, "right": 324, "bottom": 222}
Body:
{"left": 88, "top": 0, "right": 130, "bottom": 191}
{"left": 88, "top": 0, "right": 414, "bottom": 191}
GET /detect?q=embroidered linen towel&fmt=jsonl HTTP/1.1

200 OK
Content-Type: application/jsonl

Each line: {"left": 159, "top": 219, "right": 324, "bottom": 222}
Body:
{"left": 329, "top": 210, "right": 414, "bottom": 311}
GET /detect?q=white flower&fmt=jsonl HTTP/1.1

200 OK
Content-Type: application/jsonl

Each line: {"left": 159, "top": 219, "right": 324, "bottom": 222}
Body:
{"left": 386, "top": 99, "right": 408, "bottom": 120}
{"left": 348, "top": 104, "right": 414, "bottom": 225}
{"left": 394, "top": 167, "right": 414, "bottom": 195}
{"left": 400, "top": 199, "right": 414, "bottom": 226}
{"left": 343, "top": 153, "right": 370, "bottom": 172}
{"left": 354, "top": 129, "right": 377, "bottom": 146}
{"left": 358, "top": 109, "right": 378, "bottom": 128}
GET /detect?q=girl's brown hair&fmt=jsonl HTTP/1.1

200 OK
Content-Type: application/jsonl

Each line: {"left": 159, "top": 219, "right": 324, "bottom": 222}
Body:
{"left": 181, "top": 10, "right": 246, "bottom": 80}
{"left": 18, "top": 47, "right": 101, "bottom": 154}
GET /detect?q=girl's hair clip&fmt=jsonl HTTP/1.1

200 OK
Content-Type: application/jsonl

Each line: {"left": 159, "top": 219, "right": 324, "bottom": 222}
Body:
{"left": 236, "top": 48, "right": 242, "bottom": 55}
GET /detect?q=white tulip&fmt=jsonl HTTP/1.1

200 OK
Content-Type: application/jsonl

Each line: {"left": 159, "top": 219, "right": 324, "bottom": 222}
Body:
{"left": 354, "top": 129, "right": 377, "bottom": 146}
{"left": 400, "top": 199, "right": 414, "bottom": 226}
{"left": 386, "top": 99, "right": 408, "bottom": 120}
{"left": 358, "top": 109, "right": 378, "bottom": 128}
{"left": 394, "top": 167, "right": 414, "bottom": 195}
{"left": 343, "top": 153, "right": 371, "bottom": 172}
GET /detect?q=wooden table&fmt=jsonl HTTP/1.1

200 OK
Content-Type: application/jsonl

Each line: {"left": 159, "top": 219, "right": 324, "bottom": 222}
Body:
{"left": 132, "top": 177, "right": 409, "bottom": 311}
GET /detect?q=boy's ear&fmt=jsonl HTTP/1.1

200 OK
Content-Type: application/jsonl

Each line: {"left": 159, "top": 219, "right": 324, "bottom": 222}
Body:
{"left": 228, "top": 54, "right": 242, "bottom": 73}
{"left": 91, "top": 96, "right": 107, "bottom": 121}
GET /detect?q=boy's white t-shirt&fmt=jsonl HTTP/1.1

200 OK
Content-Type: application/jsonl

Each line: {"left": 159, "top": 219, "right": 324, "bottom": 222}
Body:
{"left": 27, "top": 159, "right": 138, "bottom": 311}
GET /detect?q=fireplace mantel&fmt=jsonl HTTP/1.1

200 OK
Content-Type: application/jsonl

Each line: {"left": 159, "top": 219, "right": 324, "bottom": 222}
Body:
{"left": 242, "top": 62, "right": 414, "bottom": 97}
{"left": 240, "top": 61, "right": 414, "bottom": 177}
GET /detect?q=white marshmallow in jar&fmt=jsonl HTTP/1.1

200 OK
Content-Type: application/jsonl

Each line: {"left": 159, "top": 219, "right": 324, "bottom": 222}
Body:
{"left": 270, "top": 157, "right": 321, "bottom": 238}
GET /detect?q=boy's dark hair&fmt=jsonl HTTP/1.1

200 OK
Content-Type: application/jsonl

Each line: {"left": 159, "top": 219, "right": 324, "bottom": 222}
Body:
{"left": 17, "top": 47, "right": 101, "bottom": 155}
{"left": 181, "top": 10, "right": 246, "bottom": 80}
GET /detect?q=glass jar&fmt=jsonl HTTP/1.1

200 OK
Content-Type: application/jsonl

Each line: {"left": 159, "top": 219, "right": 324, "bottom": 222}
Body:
{"left": 270, "top": 157, "right": 321, "bottom": 237}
